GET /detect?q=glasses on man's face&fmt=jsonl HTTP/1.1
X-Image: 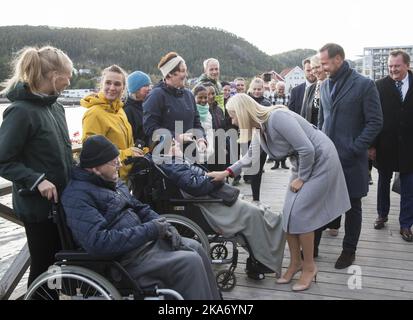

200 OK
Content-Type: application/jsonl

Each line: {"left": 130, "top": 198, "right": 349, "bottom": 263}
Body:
{"left": 106, "top": 158, "right": 121, "bottom": 168}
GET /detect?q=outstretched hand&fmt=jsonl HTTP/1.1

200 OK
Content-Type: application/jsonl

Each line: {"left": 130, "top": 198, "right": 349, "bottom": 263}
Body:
{"left": 206, "top": 170, "right": 229, "bottom": 182}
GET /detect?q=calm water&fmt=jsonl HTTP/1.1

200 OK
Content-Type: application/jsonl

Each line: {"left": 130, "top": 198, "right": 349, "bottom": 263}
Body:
{"left": 0, "top": 104, "right": 85, "bottom": 185}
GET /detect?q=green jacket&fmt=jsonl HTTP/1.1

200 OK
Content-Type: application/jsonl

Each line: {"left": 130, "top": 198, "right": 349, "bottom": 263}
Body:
{"left": 0, "top": 83, "right": 73, "bottom": 223}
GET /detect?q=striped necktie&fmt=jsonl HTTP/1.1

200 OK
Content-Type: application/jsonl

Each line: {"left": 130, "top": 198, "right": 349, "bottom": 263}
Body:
{"left": 395, "top": 80, "right": 404, "bottom": 101}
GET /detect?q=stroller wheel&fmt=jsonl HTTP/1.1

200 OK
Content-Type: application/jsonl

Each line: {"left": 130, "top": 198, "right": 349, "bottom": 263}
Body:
{"left": 210, "top": 244, "right": 229, "bottom": 260}
{"left": 216, "top": 270, "right": 236, "bottom": 291}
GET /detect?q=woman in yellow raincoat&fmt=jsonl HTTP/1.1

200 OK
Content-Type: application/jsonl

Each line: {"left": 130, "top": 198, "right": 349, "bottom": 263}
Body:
{"left": 81, "top": 65, "right": 143, "bottom": 180}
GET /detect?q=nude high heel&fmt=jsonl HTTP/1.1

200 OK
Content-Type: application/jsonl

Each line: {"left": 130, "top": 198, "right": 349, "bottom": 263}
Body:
{"left": 276, "top": 266, "right": 302, "bottom": 284}
{"left": 291, "top": 269, "right": 318, "bottom": 291}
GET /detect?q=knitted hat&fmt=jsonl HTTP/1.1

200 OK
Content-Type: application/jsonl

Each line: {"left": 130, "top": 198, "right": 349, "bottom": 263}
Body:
{"left": 80, "top": 135, "right": 120, "bottom": 168}
{"left": 127, "top": 71, "right": 151, "bottom": 94}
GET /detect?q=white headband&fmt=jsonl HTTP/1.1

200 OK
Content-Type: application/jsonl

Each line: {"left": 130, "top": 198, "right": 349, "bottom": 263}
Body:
{"left": 159, "top": 56, "right": 185, "bottom": 78}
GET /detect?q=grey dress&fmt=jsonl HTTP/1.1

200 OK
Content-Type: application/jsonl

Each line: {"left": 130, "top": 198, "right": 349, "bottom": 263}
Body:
{"left": 230, "top": 108, "right": 351, "bottom": 234}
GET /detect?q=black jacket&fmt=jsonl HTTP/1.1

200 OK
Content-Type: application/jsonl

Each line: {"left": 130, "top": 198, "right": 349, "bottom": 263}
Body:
{"left": 288, "top": 82, "right": 306, "bottom": 114}
{"left": 0, "top": 83, "right": 73, "bottom": 223}
{"left": 250, "top": 95, "right": 272, "bottom": 107}
{"left": 124, "top": 96, "right": 145, "bottom": 144}
{"left": 374, "top": 71, "right": 413, "bottom": 173}
{"left": 143, "top": 81, "right": 204, "bottom": 144}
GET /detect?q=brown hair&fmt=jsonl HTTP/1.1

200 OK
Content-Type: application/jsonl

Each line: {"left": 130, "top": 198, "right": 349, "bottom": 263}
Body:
{"left": 1, "top": 45, "right": 73, "bottom": 95}
{"left": 389, "top": 50, "right": 411, "bottom": 65}
{"left": 158, "top": 52, "right": 182, "bottom": 77}
{"left": 319, "top": 43, "right": 345, "bottom": 59}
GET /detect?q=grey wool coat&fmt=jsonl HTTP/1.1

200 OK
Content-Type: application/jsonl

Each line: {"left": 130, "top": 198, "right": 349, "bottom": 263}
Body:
{"left": 319, "top": 69, "right": 383, "bottom": 198}
{"left": 230, "top": 109, "right": 351, "bottom": 234}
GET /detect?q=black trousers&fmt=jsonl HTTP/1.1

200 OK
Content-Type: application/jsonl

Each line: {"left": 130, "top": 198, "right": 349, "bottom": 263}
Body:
{"left": 24, "top": 218, "right": 61, "bottom": 286}
{"left": 251, "top": 150, "right": 268, "bottom": 201}
{"left": 314, "top": 198, "right": 361, "bottom": 255}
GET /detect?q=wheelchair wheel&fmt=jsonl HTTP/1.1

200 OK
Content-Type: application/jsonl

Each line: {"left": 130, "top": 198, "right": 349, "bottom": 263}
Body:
{"left": 210, "top": 243, "right": 229, "bottom": 260}
{"left": 25, "top": 265, "right": 122, "bottom": 300}
{"left": 216, "top": 270, "right": 236, "bottom": 291}
{"left": 163, "top": 214, "right": 210, "bottom": 252}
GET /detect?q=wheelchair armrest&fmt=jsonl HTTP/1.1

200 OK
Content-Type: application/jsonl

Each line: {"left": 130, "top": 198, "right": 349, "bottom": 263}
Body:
{"left": 55, "top": 250, "right": 113, "bottom": 262}
{"left": 169, "top": 198, "right": 223, "bottom": 204}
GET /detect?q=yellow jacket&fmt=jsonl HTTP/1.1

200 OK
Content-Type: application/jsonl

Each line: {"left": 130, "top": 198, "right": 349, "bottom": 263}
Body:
{"left": 80, "top": 92, "right": 134, "bottom": 180}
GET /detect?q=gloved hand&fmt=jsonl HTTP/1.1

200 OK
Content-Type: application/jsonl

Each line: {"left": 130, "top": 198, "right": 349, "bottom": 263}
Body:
{"left": 166, "top": 225, "right": 182, "bottom": 250}
{"left": 152, "top": 217, "right": 169, "bottom": 239}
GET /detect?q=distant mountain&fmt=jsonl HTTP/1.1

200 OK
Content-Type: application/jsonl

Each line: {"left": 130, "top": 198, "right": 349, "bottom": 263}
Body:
{"left": 272, "top": 49, "right": 317, "bottom": 71}
{"left": 0, "top": 25, "right": 316, "bottom": 83}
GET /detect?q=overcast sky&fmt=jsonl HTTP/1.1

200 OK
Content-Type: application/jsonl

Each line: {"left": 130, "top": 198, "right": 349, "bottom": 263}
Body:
{"left": 2, "top": 0, "right": 411, "bottom": 60}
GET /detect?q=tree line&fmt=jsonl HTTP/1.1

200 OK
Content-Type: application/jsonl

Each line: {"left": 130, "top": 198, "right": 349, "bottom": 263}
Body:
{"left": 0, "top": 25, "right": 316, "bottom": 86}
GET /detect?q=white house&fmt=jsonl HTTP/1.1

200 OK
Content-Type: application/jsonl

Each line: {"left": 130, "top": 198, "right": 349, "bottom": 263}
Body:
{"left": 280, "top": 66, "right": 305, "bottom": 93}
{"left": 61, "top": 89, "right": 95, "bottom": 98}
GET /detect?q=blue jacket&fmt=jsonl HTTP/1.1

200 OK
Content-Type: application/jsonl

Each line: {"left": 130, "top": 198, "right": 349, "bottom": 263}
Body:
{"left": 61, "top": 167, "right": 160, "bottom": 259}
{"left": 143, "top": 81, "right": 204, "bottom": 144}
{"left": 319, "top": 65, "right": 382, "bottom": 198}
{"left": 157, "top": 157, "right": 222, "bottom": 197}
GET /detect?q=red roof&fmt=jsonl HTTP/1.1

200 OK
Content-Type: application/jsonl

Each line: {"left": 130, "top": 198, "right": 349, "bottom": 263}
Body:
{"left": 280, "top": 68, "right": 293, "bottom": 77}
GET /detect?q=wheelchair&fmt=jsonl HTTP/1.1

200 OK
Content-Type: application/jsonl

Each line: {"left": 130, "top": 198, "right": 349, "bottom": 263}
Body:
{"left": 23, "top": 195, "right": 183, "bottom": 300}
{"left": 127, "top": 154, "right": 273, "bottom": 292}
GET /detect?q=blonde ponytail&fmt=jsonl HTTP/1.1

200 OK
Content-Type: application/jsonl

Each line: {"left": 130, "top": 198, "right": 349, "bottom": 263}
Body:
{"left": 1, "top": 46, "right": 73, "bottom": 95}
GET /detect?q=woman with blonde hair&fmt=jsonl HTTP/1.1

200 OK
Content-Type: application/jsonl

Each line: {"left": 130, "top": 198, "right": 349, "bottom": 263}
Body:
{"left": 208, "top": 93, "right": 350, "bottom": 291}
{"left": 81, "top": 65, "right": 143, "bottom": 181}
{"left": 0, "top": 46, "right": 73, "bottom": 288}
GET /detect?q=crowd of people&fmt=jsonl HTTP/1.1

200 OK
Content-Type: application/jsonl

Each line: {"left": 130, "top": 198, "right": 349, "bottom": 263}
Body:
{"left": 0, "top": 41, "right": 412, "bottom": 299}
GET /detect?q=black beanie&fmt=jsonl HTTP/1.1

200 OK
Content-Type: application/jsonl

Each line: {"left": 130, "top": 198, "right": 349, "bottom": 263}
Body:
{"left": 80, "top": 135, "right": 120, "bottom": 168}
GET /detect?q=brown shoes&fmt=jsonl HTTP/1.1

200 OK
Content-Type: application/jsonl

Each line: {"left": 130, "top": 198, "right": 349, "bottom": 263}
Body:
{"left": 374, "top": 216, "right": 388, "bottom": 230}
{"left": 400, "top": 228, "right": 413, "bottom": 242}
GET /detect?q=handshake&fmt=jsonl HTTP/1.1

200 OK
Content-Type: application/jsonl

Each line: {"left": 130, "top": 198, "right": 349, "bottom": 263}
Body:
{"left": 152, "top": 217, "right": 182, "bottom": 250}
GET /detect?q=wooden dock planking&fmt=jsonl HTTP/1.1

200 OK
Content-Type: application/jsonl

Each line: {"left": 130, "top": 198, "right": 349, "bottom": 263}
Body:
{"left": 1, "top": 161, "right": 412, "bottom": 300}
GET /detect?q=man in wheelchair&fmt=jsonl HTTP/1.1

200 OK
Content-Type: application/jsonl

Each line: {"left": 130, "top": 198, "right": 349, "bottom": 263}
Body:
{"left": 150, "top": 138, "right": 286, "bottom": 279}
{"left": 61, "top": 135, "right": 221, "bottom": 300}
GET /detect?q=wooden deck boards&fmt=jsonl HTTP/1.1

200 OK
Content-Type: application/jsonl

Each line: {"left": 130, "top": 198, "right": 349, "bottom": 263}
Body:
{"left": 1, "top": 163, "right": 412, "bottom": 300}
{"left": 220, "top": 163, "right": 413, "bottom": 300}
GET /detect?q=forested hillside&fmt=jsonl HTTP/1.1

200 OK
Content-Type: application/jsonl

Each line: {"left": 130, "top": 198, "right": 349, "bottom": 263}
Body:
{"left": 0, "top": 25, "right": 316, "bottom": 83}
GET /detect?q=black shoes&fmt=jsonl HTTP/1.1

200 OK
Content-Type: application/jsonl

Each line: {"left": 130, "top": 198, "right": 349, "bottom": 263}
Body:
{"left": 400, "top": 228, "right": 413, "bottom": 242}
{"left": 374, "top": 216, "right": 388, "bottom": 229}
{"left": 271, "top": 161, "right": 289, "bottom": 170}
{"left": 335, "top": 251, "right": 355, "bottom": 269}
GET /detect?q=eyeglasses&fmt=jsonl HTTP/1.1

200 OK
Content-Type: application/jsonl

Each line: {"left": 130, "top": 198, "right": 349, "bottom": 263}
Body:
{"left": 106, "top": 158, "right": 121, "bottom": 168}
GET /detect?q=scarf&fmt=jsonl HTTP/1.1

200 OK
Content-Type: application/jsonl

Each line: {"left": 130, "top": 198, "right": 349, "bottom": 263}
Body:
{"left": 196, "top": 104, "right": 210, "bottom": 122}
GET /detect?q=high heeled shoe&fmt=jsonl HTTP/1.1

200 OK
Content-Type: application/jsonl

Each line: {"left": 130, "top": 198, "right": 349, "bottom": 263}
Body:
{"left": 276, "top": 266, "right": 302, "bottom": 284}
{"left": 291, "top": 269, "right": 318, "bottom": 291}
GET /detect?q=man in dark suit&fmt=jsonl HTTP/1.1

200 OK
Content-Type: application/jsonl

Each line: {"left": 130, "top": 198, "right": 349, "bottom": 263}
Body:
{"left": 288, "top": 58, "right": 316, "bottom": 114}
{"left": 319, "top": 43, "right": 383, "bottom": 269}
{"left": 370, "top": 50, "right": 413, "bottom": 242}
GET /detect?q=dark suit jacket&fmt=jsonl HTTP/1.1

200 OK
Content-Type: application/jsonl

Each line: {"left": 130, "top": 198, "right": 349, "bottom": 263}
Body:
{"left": 288, "top": 82, "right": 306, "bottom": 114}
{"left": 373, "top": 71, "right": 413, "bottom": 173}
{"left": 319, "top": 69, "right": 383, "bottom": 198}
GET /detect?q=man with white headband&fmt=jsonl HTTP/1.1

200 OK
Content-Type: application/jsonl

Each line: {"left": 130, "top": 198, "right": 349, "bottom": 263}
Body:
{"left": 143, "top": 52, "right": 207, "bottom": 158}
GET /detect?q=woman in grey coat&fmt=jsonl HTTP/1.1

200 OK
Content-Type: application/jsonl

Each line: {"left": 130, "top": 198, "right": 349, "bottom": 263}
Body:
{"left": 208, "top": 94, "right": 351, "bottom": 291}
